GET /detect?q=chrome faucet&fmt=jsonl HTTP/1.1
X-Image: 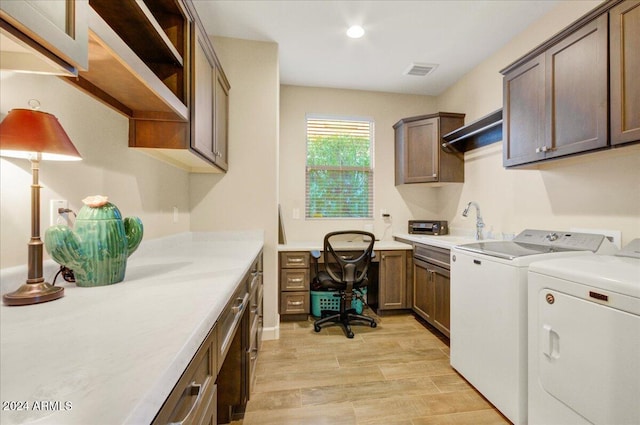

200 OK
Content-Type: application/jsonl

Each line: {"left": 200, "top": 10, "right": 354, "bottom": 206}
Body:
{"left": 462, "top": 201, "right": 485, "bottom": 240}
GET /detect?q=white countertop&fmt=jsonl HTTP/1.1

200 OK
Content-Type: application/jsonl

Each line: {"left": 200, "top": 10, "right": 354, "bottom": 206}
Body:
{"left": 278, "top": 239, "right": 412, "bottom": 252}
{"left": 0, "top": 231, "right": 264, "bottom": 425}
{"left": 393, "top": 233, "right": 478, "bottom": 250}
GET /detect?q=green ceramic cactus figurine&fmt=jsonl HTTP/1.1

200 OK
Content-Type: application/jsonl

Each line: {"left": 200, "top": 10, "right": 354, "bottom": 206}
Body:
{"left": 44, "top": 196, "right": 143, "bottom": 287}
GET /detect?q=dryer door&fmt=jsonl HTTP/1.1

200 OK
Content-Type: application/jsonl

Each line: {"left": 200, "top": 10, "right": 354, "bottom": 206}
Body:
{"left": 536, "top": 289, "right": 640, "bottom": 425}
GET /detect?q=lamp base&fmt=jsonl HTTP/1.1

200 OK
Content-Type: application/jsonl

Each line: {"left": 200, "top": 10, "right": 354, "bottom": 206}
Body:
{"left": 2, "top": 281, "right": 64, "bottom": 306}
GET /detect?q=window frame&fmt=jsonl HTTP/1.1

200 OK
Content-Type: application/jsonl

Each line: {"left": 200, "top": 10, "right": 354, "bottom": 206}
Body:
{"left": 304, "top": 113, "right": 375, "bottom": 220}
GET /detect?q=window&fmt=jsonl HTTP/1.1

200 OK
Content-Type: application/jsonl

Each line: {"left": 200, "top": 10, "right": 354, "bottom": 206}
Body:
{"left": 305, "top": 115, "right": 374, "bottom": 219}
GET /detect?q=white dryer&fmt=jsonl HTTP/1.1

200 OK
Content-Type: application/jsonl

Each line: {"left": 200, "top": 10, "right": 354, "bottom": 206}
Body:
{"left": 527, "top": 240, "right": 640, "bottom": 425}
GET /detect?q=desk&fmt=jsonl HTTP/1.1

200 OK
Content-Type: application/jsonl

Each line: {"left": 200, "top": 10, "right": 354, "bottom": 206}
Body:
{"left": 278, "top": 240, "right": 412, "bottom": 320}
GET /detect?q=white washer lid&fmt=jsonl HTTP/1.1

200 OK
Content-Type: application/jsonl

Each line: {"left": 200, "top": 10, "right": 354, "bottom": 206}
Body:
{"left": 529, "top": 254, "right": 640, "bottom": 298}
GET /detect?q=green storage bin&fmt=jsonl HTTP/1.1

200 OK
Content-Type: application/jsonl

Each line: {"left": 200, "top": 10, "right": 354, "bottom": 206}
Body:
{"left": 310, "top": 288, "right": 366, "bottom": 317}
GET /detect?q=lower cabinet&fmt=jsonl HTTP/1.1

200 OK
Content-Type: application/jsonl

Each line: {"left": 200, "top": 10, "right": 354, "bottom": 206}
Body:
{"left": 279, "top": 252, "right": 311, "bottom": 320}
{"left": 153, "top": 251, "right": 262, "bottom": 425}
{"left": 378, "top": 250, "right": 409, "bottom": 310}
{"left": 413, "top": 244, "right": 451, "bottom": 337}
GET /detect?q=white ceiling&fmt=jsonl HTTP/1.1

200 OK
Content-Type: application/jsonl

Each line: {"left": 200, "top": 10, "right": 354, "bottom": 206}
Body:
{"left": 193, "top": 1, "right": 561, "bottom": 96}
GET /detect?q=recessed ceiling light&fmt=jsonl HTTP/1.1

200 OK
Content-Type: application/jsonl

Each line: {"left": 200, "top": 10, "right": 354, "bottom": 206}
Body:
{"left": 346, "top": 25, "right": 365, "bottom": 39}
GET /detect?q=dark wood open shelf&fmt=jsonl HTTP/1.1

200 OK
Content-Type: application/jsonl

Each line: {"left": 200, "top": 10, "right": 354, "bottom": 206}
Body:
{"left": 442, "top": 109, "right": 502, "bottom": 153}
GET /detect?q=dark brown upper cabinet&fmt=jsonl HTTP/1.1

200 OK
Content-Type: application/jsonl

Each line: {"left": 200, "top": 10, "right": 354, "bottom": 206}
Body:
{"left": 501, "top": 0, "right": 639, "bottom": 168}
{"left": 610, "top": 0, "right": 640, "bottom": 146}
{"left": 394, "top": 112, "right": 465, "bottom": 185}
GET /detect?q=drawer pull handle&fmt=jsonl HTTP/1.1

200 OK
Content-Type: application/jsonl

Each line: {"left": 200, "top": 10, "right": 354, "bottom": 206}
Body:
{"left": 289, "top": 258, "right": 303, "bottom": 263}
{"left": 288, "top": 300, "right": 303, "bottom": 306}
{"left": 168, "top": 381, "right": 203, "bottom": 425}
{"left": 289, "top": 277, "right": 303, "bottom": 283}
{"left": 232, "top": 297, "right": 245, "bottom": 314}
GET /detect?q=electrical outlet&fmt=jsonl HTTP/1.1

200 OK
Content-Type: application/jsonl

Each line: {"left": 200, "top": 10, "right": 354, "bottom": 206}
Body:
{"left": 50, "top": 200, "right": 68, "bottom": 226}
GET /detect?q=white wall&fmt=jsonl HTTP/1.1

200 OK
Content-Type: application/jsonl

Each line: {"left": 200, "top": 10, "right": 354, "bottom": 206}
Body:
{"left": 436, "top": 0, "right": 640, "bottom": 245}
{"left": 0, "top": 72, "right": 190, "bottom": 269}
{"left": 189, "top": 37, "right": 280, "bottom": 337}
{"left": 279, "top": 85, "right": 438, "bottom": 243}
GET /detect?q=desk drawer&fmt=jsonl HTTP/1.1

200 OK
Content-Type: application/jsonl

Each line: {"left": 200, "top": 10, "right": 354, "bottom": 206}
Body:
{"left": 280, "top": 269, "right": 309, "bottom": 291}
{"left": 280, "top": 292, "right": 309, "bottom": 314}
{"left": 280, "top": 252, "right": 310, "bottom": 268}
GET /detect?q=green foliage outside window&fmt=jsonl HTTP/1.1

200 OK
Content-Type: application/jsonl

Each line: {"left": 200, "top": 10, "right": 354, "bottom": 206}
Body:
{"left": 306, "top": 127, "right": 373, "bottom": 219}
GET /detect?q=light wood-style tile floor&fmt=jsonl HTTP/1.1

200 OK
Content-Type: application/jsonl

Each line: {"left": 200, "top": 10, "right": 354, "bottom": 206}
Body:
{"left": 235, "top": 313, "right": 510, "bottom": 425}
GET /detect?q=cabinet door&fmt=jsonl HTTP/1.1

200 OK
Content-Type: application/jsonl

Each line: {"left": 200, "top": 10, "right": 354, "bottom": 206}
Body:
{"left": 432, "top": 264, "right": 450, "bottom": 337}
{"left": 191, "top": 25, "right": 215, "bottom": 162}
{"left": 379, "top": 250, "right": 407, "bottom": 309}
{"left": 610, "top": 0, "right": 640, "bottom": 146}
{"left": 403, "top": 118, "right": 439, "bottom": 183}
{"left": 214, "top": 66, "right": 229, "bottom": 170}
{"left": 545, "top": 15, "right": 608, "bottom": 158}
{"left": 0, "top": 0, "right": 88, "bottom": 73}
{"left": 413, "top": 259, "right": 434, "bottom": 321}
{"left": 503, "top": 53, "right": 546, "bottom": 167}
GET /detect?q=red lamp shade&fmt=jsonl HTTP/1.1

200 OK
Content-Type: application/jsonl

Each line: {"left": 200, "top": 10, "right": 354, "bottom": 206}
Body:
{"left": 0, "top": 108, "right": 81, "bottom": 161}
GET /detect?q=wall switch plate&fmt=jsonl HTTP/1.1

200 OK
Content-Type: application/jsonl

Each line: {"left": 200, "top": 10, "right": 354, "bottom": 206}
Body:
{"left": 292, "top": 208, "right": 300, "bottom": 220}
{"left": 50, "top": 199, "right": 68, "bottom": 226}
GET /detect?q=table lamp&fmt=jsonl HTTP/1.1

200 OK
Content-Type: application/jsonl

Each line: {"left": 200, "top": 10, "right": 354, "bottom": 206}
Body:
{"left": 0, "top": 103, "right": 82, "bottom": 306}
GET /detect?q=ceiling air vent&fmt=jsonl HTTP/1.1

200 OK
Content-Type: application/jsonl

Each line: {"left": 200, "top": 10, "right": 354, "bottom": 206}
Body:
{"left": 404, "top": 63, "right": 438, "bottom": 77}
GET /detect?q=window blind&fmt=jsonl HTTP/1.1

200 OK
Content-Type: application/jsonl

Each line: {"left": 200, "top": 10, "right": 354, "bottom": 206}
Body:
{"left": 305, "top": 116, "right": 374, "bottom": 219}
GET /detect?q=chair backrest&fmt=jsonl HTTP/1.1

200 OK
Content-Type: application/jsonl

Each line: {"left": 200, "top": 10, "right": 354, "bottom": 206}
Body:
{"left": 323, "top": 230, "right": 375, "bottom": 285}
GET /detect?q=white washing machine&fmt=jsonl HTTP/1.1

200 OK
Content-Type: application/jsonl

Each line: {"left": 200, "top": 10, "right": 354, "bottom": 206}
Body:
{"left": 527, "top": 239, "right": 640, "bottom": 425}
{"left": 450, "top": 229, "right": 616, "bottom": 425}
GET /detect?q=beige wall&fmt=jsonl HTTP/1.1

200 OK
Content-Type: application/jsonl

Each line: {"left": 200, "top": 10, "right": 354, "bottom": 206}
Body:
{"left": 189, "top": 37, "right": 281, "bottom": 336}
{"left": 0, "top": 72, "right": 190, "bottom": 269}
{"left": 279, "top": 1, "right": 639, "bottom": 248}
{"left": 436, "top": 0, "right": 640, "bottom": 246}
{"left": 279, "top": 85, "right": 438, "bottom": 242}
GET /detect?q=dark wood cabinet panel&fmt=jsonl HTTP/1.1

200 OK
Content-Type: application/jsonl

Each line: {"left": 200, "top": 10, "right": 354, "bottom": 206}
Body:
{"left": 394, "top": 113, "right": 465, "bottom": 185}
{"left": 412, "top": 244, "right": 450, "bottom": 337}
{"left": 379, "top": 250, "right": 407, "bottom": 309}
{"left": 503, "top": 54, "right": 546, "bottom": 166}
{"left": 610, "top": 0, "right": 640, "bottom": 145}
{"left": 214, "top": 67, "right": 230, "bottom": 170}
{"left": 545, "top": 14, "right": 608, "bottom": 158}
{"left": 191, "top": 23, "right": 216, "bottom": 162}
{"left": 432, "top": 264, "right": 450, "bottom": 337}
{"left": 413, "top": 259, "right": 434, "bottom": 322}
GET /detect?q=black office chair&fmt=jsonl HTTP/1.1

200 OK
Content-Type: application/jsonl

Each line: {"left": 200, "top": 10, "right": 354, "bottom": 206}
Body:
{"left": 312, "top": 230, "right": 377, "bottom": 338}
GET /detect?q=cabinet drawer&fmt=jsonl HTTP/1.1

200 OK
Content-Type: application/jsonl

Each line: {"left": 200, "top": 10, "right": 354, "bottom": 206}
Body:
{"left": 153, "top": 327, "right": 217, "bottom": 424}
{"left": 280, "top": 269, "right": 309, "bottom": 291}
{"left": 414, "top": 244, "right": 450, "bottom": 268}
{"left": 250, "top": 283, "right": 263, "bottom": 330}
{"left": 280, "top": 252, "right": 310, "bottom": 268}
{"left": 217, "top": 285, "right": 249, "bottom": 373}
{"left": 280, "top": 292, "right": 309, "bottom": 314}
